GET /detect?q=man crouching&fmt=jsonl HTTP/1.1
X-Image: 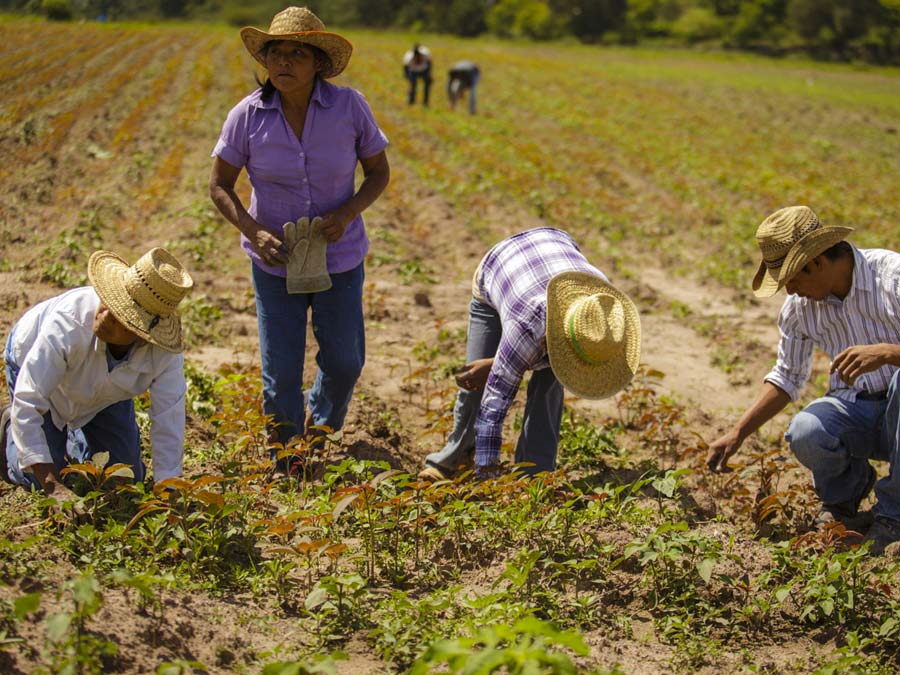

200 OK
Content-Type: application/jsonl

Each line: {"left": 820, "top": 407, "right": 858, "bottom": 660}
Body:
{"left": 0, "top": 248, "right": 193, "bottom": 511}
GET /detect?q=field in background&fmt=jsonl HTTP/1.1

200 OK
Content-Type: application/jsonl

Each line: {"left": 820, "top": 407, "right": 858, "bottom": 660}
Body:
{"left": 1, "top": 16, "right": 900, "bottom": 675}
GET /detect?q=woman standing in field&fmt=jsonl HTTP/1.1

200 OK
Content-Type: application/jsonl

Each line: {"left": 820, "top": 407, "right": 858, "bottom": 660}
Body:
{"left": 209, "top": 6, "right": 390, "bottom": 469}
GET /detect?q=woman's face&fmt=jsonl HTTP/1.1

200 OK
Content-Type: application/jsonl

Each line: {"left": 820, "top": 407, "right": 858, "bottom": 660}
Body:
{"left": 264, "top": 41, "right": 319, "bottom": 94}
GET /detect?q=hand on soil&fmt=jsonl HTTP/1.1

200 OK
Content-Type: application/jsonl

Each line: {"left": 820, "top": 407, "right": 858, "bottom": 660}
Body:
{"left": 705, "top": 433, "right": 739, "bottom": 473}
{"left": 45, "top": 482, "right": 86, "bottom": 519}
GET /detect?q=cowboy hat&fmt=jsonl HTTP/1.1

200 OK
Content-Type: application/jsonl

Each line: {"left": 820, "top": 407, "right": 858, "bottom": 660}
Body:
{"left": 752, "top": 206, "right": 853, "bottom": 298}
{"left": 88, "top": 248, "right": 193, "bottom": 353}
{"left": 240, "top": 6, "right": 352, "bottom": 79}
{"left": 546, "top": 272, "right": 641, "bottom": 400}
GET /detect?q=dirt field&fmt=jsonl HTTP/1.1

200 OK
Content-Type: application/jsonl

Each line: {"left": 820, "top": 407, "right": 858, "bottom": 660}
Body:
{"left": 2, "top": 17, "right": 900, "bottom": 675}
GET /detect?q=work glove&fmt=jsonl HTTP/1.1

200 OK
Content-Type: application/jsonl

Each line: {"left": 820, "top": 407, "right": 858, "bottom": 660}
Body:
{"left": 283, "top": 217, "right": 331, "bottom": 294}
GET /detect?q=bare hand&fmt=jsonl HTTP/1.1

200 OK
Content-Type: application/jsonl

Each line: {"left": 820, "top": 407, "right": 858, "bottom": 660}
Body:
{"left": 45, "top": 481, "right": 85, "bottom": 519}
{"left": 455, "top": 358, "right": 494, "bottom": 392}
{"left": 830, "top": 344, "right": 894, "bottom": 386}
{"left": 317, "top": 205, "right": 356, "bottom": 243}
{"left": 705, "top": 431, "right": 741, "bottom": 473}
{"left": 248, "top": 222, "right": 288, "bottom": 266}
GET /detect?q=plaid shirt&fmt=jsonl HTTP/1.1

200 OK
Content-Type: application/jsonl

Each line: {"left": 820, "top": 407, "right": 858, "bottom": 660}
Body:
{"left": 473, "top": 228, "right": 607, "bottom": 468}
{"left": 766, "top": 246, "right": 900, "bottom": 401}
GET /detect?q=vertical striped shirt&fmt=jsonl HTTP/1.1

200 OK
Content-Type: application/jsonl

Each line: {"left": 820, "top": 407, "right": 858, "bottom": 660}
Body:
{"left": 473, "top": 228, "right": 607, "bottom": 468}
{"left": 766, "top": 246, "right": 900, "bottom": 401}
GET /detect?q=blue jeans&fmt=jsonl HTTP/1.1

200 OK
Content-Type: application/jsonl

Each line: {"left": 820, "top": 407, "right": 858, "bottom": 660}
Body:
{"left": 424, "top": 298, "right": 563, "bottom": 476}
{"left": 406, "top": 68, "right": 432, "bottom": 105}
{"left": 251, "top": 262, "right": 365, "bottom": 450}
{"left": 785, "top": 369, "right": 900, "bottom": 521}
{"left": 4, "top": 330, "right": 143, "bottom": 488}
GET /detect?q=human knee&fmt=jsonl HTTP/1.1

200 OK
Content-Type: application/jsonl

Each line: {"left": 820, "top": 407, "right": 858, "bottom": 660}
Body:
{"left": 786, "top": 411, "right": 838, "bottom": 466}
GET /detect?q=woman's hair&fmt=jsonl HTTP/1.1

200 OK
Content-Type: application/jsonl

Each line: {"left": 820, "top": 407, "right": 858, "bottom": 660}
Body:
{"left": 256, "top": 40, "right": 334, "bottom": 100}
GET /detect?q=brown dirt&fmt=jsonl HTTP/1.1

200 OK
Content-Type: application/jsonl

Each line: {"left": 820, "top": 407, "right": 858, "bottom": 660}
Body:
{"left": 0, "top": 26, "right": 855, "bottom": 675}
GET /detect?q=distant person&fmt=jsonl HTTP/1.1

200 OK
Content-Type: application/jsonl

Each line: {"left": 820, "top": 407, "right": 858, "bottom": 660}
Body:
{"left": 0, "top": 248, "right": 193, "bottom": 510}
{"left": 209, "top": 6, "right": 390, "bottom": 472}
{"left": 706, "top": 206, "right": 900, "bottom": 555}
{"left": 418, "top": 227, "right": 640, "bottom": 482}
{"left": 403, "top": 43, "right": 432, "bottom": 107}
{"left": 448, "top": 60, "right": 480, "bottom": 115}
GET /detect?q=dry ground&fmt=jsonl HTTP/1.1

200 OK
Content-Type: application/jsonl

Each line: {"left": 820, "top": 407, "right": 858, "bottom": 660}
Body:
{"left": 0, "top": 19, "right": 892, "bottom": 674}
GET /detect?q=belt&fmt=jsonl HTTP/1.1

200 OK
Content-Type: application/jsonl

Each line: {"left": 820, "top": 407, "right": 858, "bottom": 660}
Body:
{"left": 857, "top": 390, "right": 887, "bottom": 401}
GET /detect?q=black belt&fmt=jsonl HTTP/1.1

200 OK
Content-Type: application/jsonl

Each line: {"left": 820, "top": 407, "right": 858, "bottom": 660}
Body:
{"left": 857, "top": 390, "right": 887, "bottom": 401}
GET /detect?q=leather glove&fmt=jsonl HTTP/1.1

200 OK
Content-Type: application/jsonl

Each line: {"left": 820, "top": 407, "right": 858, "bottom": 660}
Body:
{"left": 283, "top": 217, "right": 331, "bottom": 294}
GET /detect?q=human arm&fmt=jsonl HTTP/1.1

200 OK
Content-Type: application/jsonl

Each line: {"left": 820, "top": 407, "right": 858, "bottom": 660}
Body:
{"left": 705, "top": 381, "right": 791, "bottom": 472}
{"left": 830, "top": 344, "right": 900, "bottom": 386}
{"left": 473, "top": 324, "right": 543, "bottom": 472}
{"left": 29, "top": 463, "right": 82, "bottom": 513}
{"left": 317, "top": 150, "right": 390, "bottom": 243}
{"left": 208, "top": 157, "right": 288, "bottom": 266}
{"left": 147, "top": 353, "right": 187, "bottom": 482}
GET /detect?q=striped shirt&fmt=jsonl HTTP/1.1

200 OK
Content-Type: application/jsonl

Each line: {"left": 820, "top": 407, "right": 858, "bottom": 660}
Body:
{"left": 766, "top": 246, "right": 900, "bottom": 401}
{"left": 473, "top": 228, "right": 606, "bottom": 468}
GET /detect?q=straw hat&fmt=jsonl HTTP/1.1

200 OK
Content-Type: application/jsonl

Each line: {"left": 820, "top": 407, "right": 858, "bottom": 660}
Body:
{"left": 752, "top": 206, "right": 853, "bottom": 298}
{"left": 88, "top": 248, "right": 194, "bottom": 353}
{"left": 545, "top": 272, "right": 641, "bottom": 400}
{"left": 240, "top": 6, "right": 352, "bottom": 79}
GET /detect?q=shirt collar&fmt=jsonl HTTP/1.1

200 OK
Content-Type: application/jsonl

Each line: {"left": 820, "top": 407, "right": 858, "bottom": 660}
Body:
{"left": 849, "top": 244, "right": 872, "bottom": 295}
{"left": 250, "top": 77, "right": 333, "bottom": 110}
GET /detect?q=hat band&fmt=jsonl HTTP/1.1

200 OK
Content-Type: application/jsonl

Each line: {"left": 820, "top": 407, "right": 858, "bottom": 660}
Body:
{"left": 567, "top": 313, "right": 604, "bottom": 366}
{"left": 763, "top": 253, "right": 786, "bottom": 270}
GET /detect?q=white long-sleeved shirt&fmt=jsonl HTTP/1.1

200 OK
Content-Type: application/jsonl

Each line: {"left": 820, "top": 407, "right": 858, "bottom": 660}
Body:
{"left": 765, "top": 246, "right": 900, "bottom": 401}
{"left": 8, "top": 287, "right": 186, "bottom": 480}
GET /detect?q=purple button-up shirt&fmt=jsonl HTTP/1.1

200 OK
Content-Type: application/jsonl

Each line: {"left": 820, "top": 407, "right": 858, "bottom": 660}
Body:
{"left": 212, "top": 78, "right": 389, "bottom": 275}
{"left": 473, "top": 228, "right": 607, "bottom": 468}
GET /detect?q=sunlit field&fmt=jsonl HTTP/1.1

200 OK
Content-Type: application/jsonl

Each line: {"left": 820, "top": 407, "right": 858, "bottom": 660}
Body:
{"left": 1, "top": 15, "right": 900, "bottom": 675}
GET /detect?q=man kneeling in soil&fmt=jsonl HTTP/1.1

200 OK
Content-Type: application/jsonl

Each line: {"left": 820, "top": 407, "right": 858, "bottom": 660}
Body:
{"left": 0, "top": 248, "right": 193, "bottom": 510}
{"left": 419, "top": 227, "right": 641, "bottom": 481}
{"left": 706, "top": 206, "right": 900, "bottom": 555}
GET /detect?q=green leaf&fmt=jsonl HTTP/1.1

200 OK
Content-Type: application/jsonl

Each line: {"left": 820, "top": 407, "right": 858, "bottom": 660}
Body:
{"left": 45, "top": 613, "right": 72, "bottom": 643}
{"left": 91, "top": 451, "right": 111, "bottom": 468}
{"left": 305, "top": 587, "right": 329, "bottom": 610}
{"left": 697, "top": 558, "right": 715, "bottom": 584}
{"left": 775, "top": 586, "right": 791, "bottom": 604}
{"left": 652, "top": 475, "right": 677, "bottom": 498}
{"left": 14, "top": 592, "right": 41, "bottom": 620}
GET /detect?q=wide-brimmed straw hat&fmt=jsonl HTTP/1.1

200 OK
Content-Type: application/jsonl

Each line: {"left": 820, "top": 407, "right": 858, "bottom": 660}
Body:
{"left": 88, "top": 248, "right": 194, "bottom": 353}
{"left": 546, "top": 272, "right": 641, "bottom": 400}
{"left": 240, "top": 6, "right": 352, "bottom": 79}
{"left": 752, "top": 206, "right": 853, "bottom": 298}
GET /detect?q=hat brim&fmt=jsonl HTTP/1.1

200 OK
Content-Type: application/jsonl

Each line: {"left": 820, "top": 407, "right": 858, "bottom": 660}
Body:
{"left": 240, "top": 28, "right": 352, "bottom": 78}
{"left": 752, "top": 226, "right": 853, "bottom": 298}
{"left": 88, "top": 251, "right": 184, "bottom": 353}
{"left": 546, "top": 271, "right": 641, "bottom": 400}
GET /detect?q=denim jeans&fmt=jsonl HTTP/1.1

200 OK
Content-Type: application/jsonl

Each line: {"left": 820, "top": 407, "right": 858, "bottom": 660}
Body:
{"left": 4, "top": 329, "right": 143, "bottom": 488}
{"left": 424, "top": 298, "right": 563, "bottom": 476}
{"left": 407, "top": 69, "right": 432, "bottom": 106}
{"left": 251, "top": 262, "right": 365, "bottom": 450}
{"left": 785, "top": 369, "right": 900, "bottom": 521}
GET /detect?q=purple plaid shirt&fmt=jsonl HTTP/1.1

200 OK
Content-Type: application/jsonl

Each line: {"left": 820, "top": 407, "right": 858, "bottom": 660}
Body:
{"left": 473, "top": 228, "right": 607, "bottom": 468}
{"left": 212, "top": 78, "right": 389, "bottom": 275}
